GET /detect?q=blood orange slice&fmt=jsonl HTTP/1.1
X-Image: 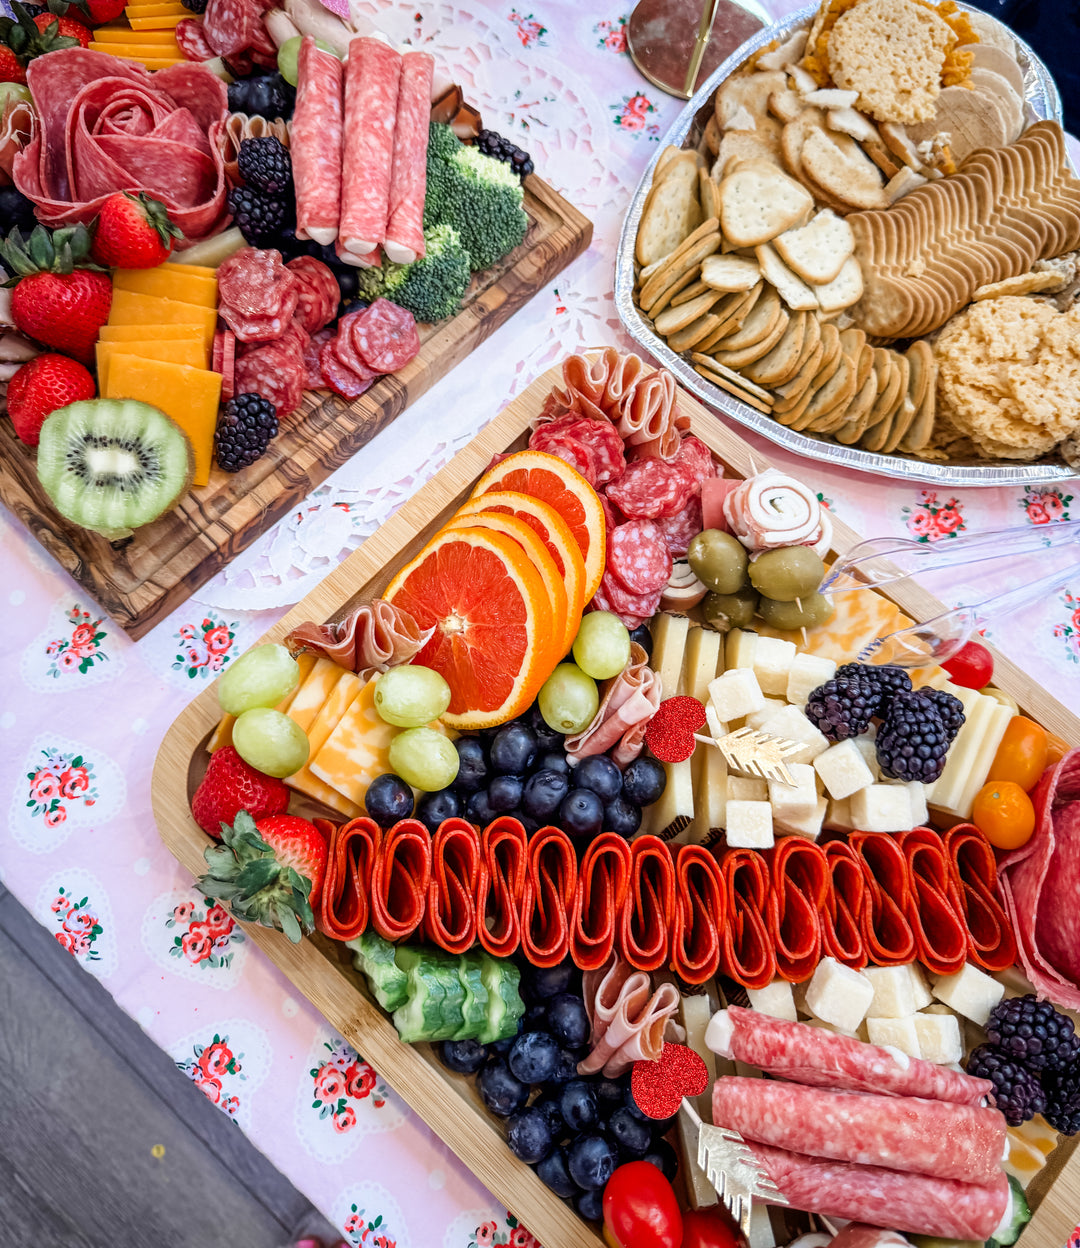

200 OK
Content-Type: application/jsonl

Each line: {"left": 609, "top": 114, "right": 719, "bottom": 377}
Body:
{"left": 385, "top": 527, "right": 554, "bottom": 730}
{"left": 471, "top": 450, "right": 607, "bottom": 603}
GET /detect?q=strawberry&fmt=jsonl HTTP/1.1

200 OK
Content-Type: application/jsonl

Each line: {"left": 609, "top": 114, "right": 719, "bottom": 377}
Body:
{"left": 6, "top": 352, "right": 95, "bottom": 445}
{"left": 91, "top": 191, "right": 183, "bottom": 269}
{"left": 198, "top": 810, "right": 328, "bottom": 942}
{"left": 31, "top": 11, "right": 90, "bottom": 45}
{"left": 0, "top": 46, "right": 26, "bottom": 84}
{"left": 53, "top": 0, "right": 128, "bottom": 24}
{"left": 0, "top": 1, "right": 83, "bottom": 71}
{"left": 0, "top": 224, "right": 111, "bottom": 365}
{"left": 190, "top": 745, "right": 289, "bottom": 839}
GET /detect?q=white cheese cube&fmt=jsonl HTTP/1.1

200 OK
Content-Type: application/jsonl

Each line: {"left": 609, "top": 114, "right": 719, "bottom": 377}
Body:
{"left": 755, "top": 703, "right": 830, "bottom": 763}
{"left": 745, "top": 697, "right": 786, "bottom": 730}
{"left": 864, "top": 965, "right": 918, "bottom": 1019}
{"left": 725, "top": 628, "right": 759, "bottom": 669}
{"left": 752, "top": 636, "right": 797, "bottom": 697}
{"left": 914, "top": 1011, "right": 963, "bottom": 1065}
{"left": 866, "top": 1015, "right": 922, "bottom": 1060}
{"left": 786, "top": 653, "right": 837, "bottom": 707}
{"left": 850, "top": 783, "right": 913, "bottom": 833}
{"left": 728, "top": 776, "right": 768, "bottom": 802}
{"left": 824, "top": 796, "right": 855, "bottom": 832}
{"left": 814, "top": 738, "right": 875, "bottom": 800}
{"left": 885, "top": 778, "right": 928, "bottom": 826}
{"left": 805, "top": 1018, "right": 861, "bottom": 1040}
{"left": 805, "top": 956, "right": 875, "bottom": 1033}
{"left": 710, "top": 668, "right": 765, "bottom": 722}
{"left": 768, "top": 762, "right": 818, "bottom": 820}
{"left": 747, "top": 978, "right": 798, "bottom": 1022}
{"left": 704, "top": 703, "right": 728, "bottom": 741}
{"left": 853, "top": 730, "right": 882, "bottom": 781}
{"left": 931, "top": 963, "right": 1004, "bottom": 1026}
{"left": 905, "top": 962, "right": 933, "bottom": 1010}
{"left": 774, "top": 795, "right": 827, "bottom": 841}
{"left": 725, "top": 799, "right": 774, "bottom": 848}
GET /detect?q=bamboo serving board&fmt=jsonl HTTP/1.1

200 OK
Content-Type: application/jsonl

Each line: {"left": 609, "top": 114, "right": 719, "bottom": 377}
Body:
{"left": 0, "top": 176, "right": 591, "bottom": 642}
{"left": 152, "top": 360, "right": 1080, "bottom": 1248}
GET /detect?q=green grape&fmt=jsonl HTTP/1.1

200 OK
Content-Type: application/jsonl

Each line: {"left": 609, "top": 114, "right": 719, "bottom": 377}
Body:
{"left": 0, "top": 84, "right": 31, "bottom": 109}
{"left": 572, "top": 611, "right": 631, "bottom": 680}
{"left": 373, "top": 665, "right": 452, "bottom": 727}
{"left": 277, "top": 35, "right": 336, "bottom": 85}
{"left": 388, "top": 728, "right": 459, "bottom": 792}
{"left": 232, "top": 708, "right": 310, "bottom": 778}
{"left": 538, "top": 663, "right": 599, "bottom": 734}
{"left": 217, "top": 643, "right": 300, "bottom": 715}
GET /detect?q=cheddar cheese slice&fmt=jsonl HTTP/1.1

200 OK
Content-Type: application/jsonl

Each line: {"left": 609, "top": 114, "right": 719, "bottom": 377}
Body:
{"left": 287, "top": 671, "right": 365, "bottom": 817}
{"left": 91, "top": 26, "right": 181, "bottom": 42}
{"left": 107, "top": 289, "right": 216, "bottom": 351}
{"left": 286, "top": 657, "right": 345, "bottom": 734}
{"left": 96, "top": 337, "right": 208, "bottom": 394}
{"left": 204, "top": 655, "right": 315, "bottom": 755}
{"left": 127, "top": 14, "right": 188, "bottom": 28}
{"left": 207, "top": 714, "right": 235, "bottom": 753}
{"left": 161, "top": 262, "right": 219, "bottom": 279}
{"left": 88, "top": 45, "right": 184, "bottom": 63}
{"left": 309, "top": 677, "right": 398, "bottom": 805}
{"left": 113, "top": 267, "right": 218, "bottom": 309}
{"left": 99, "top": 323, "right": 206, "bottom": 344}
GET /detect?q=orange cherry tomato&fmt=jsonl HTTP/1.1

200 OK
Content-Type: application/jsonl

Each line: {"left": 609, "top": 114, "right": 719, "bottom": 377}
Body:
{"left": 972, "top": 780, "right": 1036, "bottom": 850}
{"left": 1046, "top": 731, "right": 1071, "bottom": 767}
{"left": 987, "top": 716, "right": 1049, "bottom": 792}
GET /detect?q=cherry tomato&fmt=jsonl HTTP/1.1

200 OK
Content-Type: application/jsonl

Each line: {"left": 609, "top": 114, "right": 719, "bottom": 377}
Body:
{"left": 1046, "top": 731, "right": 1070, "bottom": 767}
{"left": 987, "top": 716, "right": 1049, "bottom": 792}
{"left": 603, "top": 1161, "right": 683, "bottom": 1248}
{"left": 941, "top": 640, "right": 994, "bottom": 690}
{"left": 972, "top": 780, "right": 1036, "bottom": 850}
{"left": 681, "top": 1207, "right": 742, "bottom": 1248}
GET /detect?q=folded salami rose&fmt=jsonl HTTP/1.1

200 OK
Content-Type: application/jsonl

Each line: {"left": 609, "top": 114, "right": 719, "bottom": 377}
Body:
{"left": 999, "top": 748, "right": 1080, "bottom": 1009}
{"left": 945, "top": 823, "right": 1016, "bottom": 973}
{"left": 619, "top": 835, "right": 677, "bottom": 973}
{"left": 475, "top": 816, "right": 528, "bottom": 959}
{"left": 370, "top": 817, "right": 431, "bottom": 942}
{"left": 286, "top": 599, "right": 434, "bottom": 680}
{"left": 821, "top": 840, "right": 868, "bottom": 968}
{"left": 316, "top": 815, "right": 379, "bottom": 940}
{"left": 898, "top": 828, "right": 968, "bottom": 975}
{"left": 15, "top": 51, "right": 228, "bottom": 241}
{"left": 565, "top": 641, "right": 661, "bottom": 768}
{"left": 718, "top": 848, "right": 776, "bottom": 989}
{"left": 520, "top": 826, "right": 577, "bottom": 968}
{"left": 578, "top": 956, "right": 680, "bottom": 1077}
{"left": 539, "top": 348, "right": 648, "bottom": 424}
{"left": 766, "top": 839, "right": 828, "bottom": 983}
{"left": 849, "top": 831, "right": 917, "bottom": 965}
{"left": 570, "top": 833, "right": 632, "bottom": 971}
{"left": 424, "top": 817, "right": 482, "bottom": 954}
{"left": 671, "top": 844, "right": 724, "bottom": 985}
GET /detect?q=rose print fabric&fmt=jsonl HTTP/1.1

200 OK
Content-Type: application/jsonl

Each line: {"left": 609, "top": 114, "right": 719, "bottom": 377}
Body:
{"left": 1, "top": 3, "right": 1079, "bottom": 1246}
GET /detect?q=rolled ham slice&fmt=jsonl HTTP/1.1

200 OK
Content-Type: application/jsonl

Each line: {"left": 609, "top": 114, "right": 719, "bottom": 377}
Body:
{"left": 712, "top": 1077, "right": 1007, "bottom": 1186}
{"left": 292, "top": 37, "right": 344, "bottom": 244}
{"left": 539, "top": 348, "right": 649, "bottom": 424}
{"left": 615, "top": 368, "right": 684, "bottom": 462}
{"left": 706, "top": 1006, "right": 993, "bottom": 1106}
{"left": 384, "top": 51, "right": 434, "bottom": 264}
{"left": 723, "top": 468, "right": 827, "bottom": 552}
{"left": 286, "top": 599, "right": 434, "bottom": 680}
{"left": 0, "top": 98, "right": 33, "bottom": 185}
{"left": 339, "top": 37, "right": 401, "bottom": 256}
{"left": 578, "top": 956, "right": 680, "bottom": 1077}
{"left": 565, "top": 641, "right": 661, "bottom": 767}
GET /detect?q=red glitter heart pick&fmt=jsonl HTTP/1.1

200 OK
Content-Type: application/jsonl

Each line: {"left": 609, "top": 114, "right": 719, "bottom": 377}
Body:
{"left": 645, "top": 695, "right": 707, "bottom": 763}
{"left": 631, "top": 1041, "right": 709, "bottom": 1120}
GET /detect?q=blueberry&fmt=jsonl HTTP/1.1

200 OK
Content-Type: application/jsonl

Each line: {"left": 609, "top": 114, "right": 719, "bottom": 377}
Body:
{"left": 628, "top": 623, "right": 653, "bottom": 658}
{"left": 489, "top": 1034, "right": 517, "bottom": 1055}
{"left": 575, "top": 1187, "right": 605, "bottom": 1222}
{"left": 465, "top": 787, "right": 497, "bottom": 828}
{"left": 642, "top": 1137, "right": 680, "bottom": 1181}
{"left": 567, "top": 1133, "right": 618, "bottom": 1190}
{"left": 574, "top": 755, "right": 622, "bottom": 801}
{"left": 536, "top": 1145, "right": 579, "bottom": 1198}
{"left": 415, "top": 787, "right": 461, "bottom": 832}
{"left": 507, "top": 1105, "right": 554, "bottom": 1163}
{"left": 603, "top": 795, "right": 642, "bottom": 837}
{"left": 487, "top": 774, "right": 523, "bottom": 813}
{"left": 559, "top": 788, "right": 604, "bottom": 839}
{"left": 522, "top": 768, "right": 570, "bottom": 819}
{"left": 454, "top": 737, "right": 490, "bottom": 793}
{"left": 558, "top": 1079, "right": 598, "bottom": 1132}
{"left": 477, "top": 1058, "right": 529, "bottom": 1117}
{"left": 523, "top": 1002, "right": 549, "bottom": 1030}
{"left": 513, "top": 809, "right": 541, "bottom": 835}
{"left": 490, "top": 722, "right": 537, "bottom": 775}
{"left": 546, "top": 1048, "right": 581, "bottom": 1085}
{"left": 439, "top": 1038, "right": 488, "bottom": 1074}
{"left": 528, "top": 702, "right": 565, "bottom": 749}
{"left": 0, "top": 186, "right": 38, "bottom": 234}
{"left": 364, "top": 773, "right": 414, "bottom": 827}
{"left": 622, "top": 1084, "right": 651, "bottom": 1121}
{"left": 608, "top": 1106, "right": 653, "bottom": 1156}
{"left": 528, "top": 962, "right": 573, "bottom": 1000}
{"left": 335, "top": 266, "right": 359, "bottom": 301}
{"left": 533, "top": 1092, "right": 566, "bottom": 1139}
{"left": 621, "top": 756, "right": 667, "bottom": 807}
{"left": 547, "top": 993, "right": 590, "bottom": 1049}
{"left": 508, "top": 1030, "right": 560, "bottom": 1083}
{"left": 593, "top": 1077, "right": 625, "bottom": 1119}
{"left": 536, "top": 750, "right": 570, "bottom": 776}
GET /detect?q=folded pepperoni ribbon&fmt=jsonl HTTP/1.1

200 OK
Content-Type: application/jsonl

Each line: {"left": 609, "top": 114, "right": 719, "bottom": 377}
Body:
{"left": 619, "top": 835, "right": 677, "bottom": 973}
{"left": 571, "top": 833, "right": 632, "bottom": 971}
{"left": 424, "top": 817, "right": 482, "bottom": 955}
{"left": 719, "top": 848, "right": 776, "bottom": 989}
{"left": 820, "top": 840, "right": 868, "bottom": 969}
{"left": 766, "top": 838, "right": 828, "bottom": 983}
{"left": 945, "top": 824, "right": 1018, "bottom": 973}
{"left": 370, "top": 817, "right": 432, "bottom": 942}
{"left": 898, "top": 827, "right": 969, "bottom": 975}
{"left": 316, "top": 816, "right": 380, "bottom": 940}
{"left": 475, "top": 816, "right": 528, "bottom": 959}
{"left": 849, "top": 832, "right": 917, "bottom": 965}
{"left": 520, "top": 825, "right": 578, "bottom": 968}
{"left": 671, "top": 844, "right": 725, "bottom": 985}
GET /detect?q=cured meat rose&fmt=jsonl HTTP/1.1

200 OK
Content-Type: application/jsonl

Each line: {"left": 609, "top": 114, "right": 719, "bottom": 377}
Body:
{"left": 578, "top": 956, "right": 679, "bottom": 1077}
{"left": 292, "top": 37, "right": 344, "bottom": 245}
{"left": 712, "top": 1077, "right": 1007, "bottom": 1186}
{"left": 14, "top": 52, "right": 228, "bottom": 242}
{"left": 286, "top": 598, "right": 433, "bottom": 677}
{"left": 339, "top": 37, "right": 402, "bottom": 256}
{"left": 385, "top": 51, "right": 434, "bottom": 263}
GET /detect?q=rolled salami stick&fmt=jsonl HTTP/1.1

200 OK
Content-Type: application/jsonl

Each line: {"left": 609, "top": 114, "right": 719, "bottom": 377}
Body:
{"left": 385, "top": 50, "right": 434, "bottom": 264}
{"left": 292, "top": 37, "right": 344, "bottom": 244}
{"left": 339, "top": 36, "right": 402, "bottom": 256}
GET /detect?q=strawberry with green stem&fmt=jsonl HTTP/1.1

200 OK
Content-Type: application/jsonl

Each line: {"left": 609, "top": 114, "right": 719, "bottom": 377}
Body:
{"left": 91, "top": 192, "right": 183, "bottom": 269}
{"left": 0, "top": 0, "right": 84, "bottom": 80}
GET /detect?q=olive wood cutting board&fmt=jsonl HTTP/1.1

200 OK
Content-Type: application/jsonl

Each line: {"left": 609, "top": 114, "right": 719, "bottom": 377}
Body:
{"left": 153, "top": 359, "right": 1080, "bottom": 1248}
{"left": 0, "top": 175, "right": 591, "bottom": 640}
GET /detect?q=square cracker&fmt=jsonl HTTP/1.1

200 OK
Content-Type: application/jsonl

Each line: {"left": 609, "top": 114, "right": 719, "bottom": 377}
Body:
{"left": 774, "top": 209, "right": 855, "bottom": 285}
{"left": 719, "top": 164, "right": 814, "bottom": 248}
{"left": 636, "top": 157, "right": 703, "bottom": 266}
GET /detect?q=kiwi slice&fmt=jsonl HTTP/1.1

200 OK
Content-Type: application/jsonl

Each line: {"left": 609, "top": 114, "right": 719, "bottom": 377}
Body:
{"left": 37, "top": 398, "right": 193, "bottom": 541}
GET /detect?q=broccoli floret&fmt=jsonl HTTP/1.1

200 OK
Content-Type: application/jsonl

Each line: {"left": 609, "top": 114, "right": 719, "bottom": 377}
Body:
{"left": 423, "top": 135, "right": 528, "bottom": 271}
{"left": 427, "top": 120, "right": 463, "bottom": 163}
{"left": 353, "top": 263, "right": 391, "bottom": 302}
{"left": 380, "top": 224, "right": 471, "bottom": 323}
{"left": 423, "top": 123, "right": 463, "bottom": 229}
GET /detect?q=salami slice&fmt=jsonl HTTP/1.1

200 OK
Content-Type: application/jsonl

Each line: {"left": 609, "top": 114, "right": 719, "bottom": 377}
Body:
{"left": 898, "top": 827, "right": 969, "bottom": 976}
{"left": 217, "top": 247, "right": 300, "bottom": 340}
{"left": 654, "top": 495, "right": 703, "bottom": 557}
{"left": 850, "top": 831, "right": 917, "bottom": 965}
{"left": 607, "top": 456, "right": 695, "bottom": 520}
{"left": 332, "top": 309, "right": 378, "bottom": 381}
{"left": 945, "top": 824, "right": 1017, "bottom": 973}
{"left": 319, "top": 338, "right": 374, "bottom": 401}
{"left": 175, "top": 17, "right": 215, "bottom": 61}
{"left": 202, "top": 0, "right": 254, "bottom": 59}
{"left": 587, "top": 583, "right": 647, "bottom": 632}
{"left": 292, "top": 38, "right": 344, "bottom": 245}
{"left": 519, "top": 825, "right": 577, "bottom": 968}
{"left": 303, "top": 327, "right": 333, "bottom": 389}
{"left": 246, "top": 13, "right": 276, "bottom": 57}
{"left": 619, "top": 835, "right": 676, "bottom": 973}
{"left": 384, "top": 50, "right": 434, "bottom": 264}
{"left": 233, "top": 341, "right": 304, "bottom": 419}
{"left": 317, "top": 816, "right": 379, "bottom": 940}
{"left": 672, "top": 433, "right": 716, "bottom": 485}
{"left": 424, "top": 817, "right": 482, "bottom": 954}
{"left": 530, "top": 414, "right": 625, "bottom": 487}
{"left": 597, "top": 569, "right": 662, "bottom": 623}
{"left": 475, "top": 815, "right": 528, "bottom": 959}
{"left": 351, "top": 298, "right": 420, "bottom": 373}
{"left": 570, "top": 833, "right": 632, "bottom": 971}
{"left": 607, "top": 519, "right": 672, "bottom": 596}
{"left": 286, "top": 255, "right": 340, "bottom": 333}
{"left": 671, "top": 843, "right": 724, "bottom": 985}
{"left": 821, "top": 839, "right": 868, "bottom": 968}
{"left": 718, "top": 849, "right": 776, "bottom": 989}
{"left": 275, "top": 319, "right": 310, "bottom": 359}
{"left": 370, "top": 817, "right": 431, "bottom": 942}
{"left": 534, "top": 431, "right": 599, "bottom": 487}
{"left": 339, "top": 37, "right": 402, "bottom": 256}
{"left": 766, "top": 838, "right": 828, "bottom": 983}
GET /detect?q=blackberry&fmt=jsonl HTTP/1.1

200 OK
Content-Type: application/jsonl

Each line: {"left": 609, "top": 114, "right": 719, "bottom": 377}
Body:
{"left": 918, "top": 688, "right": 966, "bottom": 745}
{"left": 836, "top": 662, "right": 912, "bottom": 713}
{"left": 214, "top": 393, "right": 278, "bottom": 472}
{"left": 967, "top": 1044, "right": 1046, "bottom": 1126}
{"left": 474, "top": 127, "right": 534, "bottom": 178}
{"left": 0, "top": 185, "right": 37, "bottom": 236}
{"left": 180, "top": 0, "right": 208, "bottom": 11}
{"left": 875, "top": 690, "right": 949, "bottom": 783}
{"left": 227, "top": 185, "right": 286, "bottom": 244}
{"left": 226, "top": 72, "right": 295, "bottom": 122}
{"left": 1042, "top": 1065, "right": 1080, "bottom": 1135}
{"left": 237, "top": 136, "right": 292, "bottom": 196}
{"left": 805, "top": 674, "right": 878, "bottom": 741}
{"left": 987, "top": 994, "right": 1080, "bottom": 1073}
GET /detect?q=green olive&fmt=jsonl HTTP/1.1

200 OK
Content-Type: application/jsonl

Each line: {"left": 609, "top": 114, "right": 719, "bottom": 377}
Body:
{"left": 687, "top": 529, "right": 749, "bottom": 595}
{"left": 748, "top": 546, "right": 825, "bottom": 602}
{"left": 701, "top": 586, "right": 759, "bottom": 633}
{"left": 757, "top": 593, "right": 834, "bottom": 630}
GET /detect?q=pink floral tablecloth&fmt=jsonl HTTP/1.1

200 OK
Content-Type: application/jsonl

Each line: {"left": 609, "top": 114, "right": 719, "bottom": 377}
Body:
{"left": 3, "top": 4, "right": 1080, "bottom": 1246}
